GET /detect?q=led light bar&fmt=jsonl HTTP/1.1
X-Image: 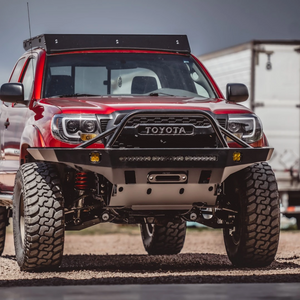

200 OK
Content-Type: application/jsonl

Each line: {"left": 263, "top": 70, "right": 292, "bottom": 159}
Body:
{"left": 119, "top": 155, "right": 218, "bottom": 162}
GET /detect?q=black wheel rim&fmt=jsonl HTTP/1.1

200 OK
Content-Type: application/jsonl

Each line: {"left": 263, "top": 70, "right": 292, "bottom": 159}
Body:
{"left": 230, "top": 226, "right": 241, "bottom": 246}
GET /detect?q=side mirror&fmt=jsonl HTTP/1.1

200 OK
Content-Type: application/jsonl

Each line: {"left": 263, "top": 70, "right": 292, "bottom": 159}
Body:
{"left": 0, "top": 83, "right": 24, "bottom": 103}
{"left": 226, "top": 83, "right": 249, "bottom": 103}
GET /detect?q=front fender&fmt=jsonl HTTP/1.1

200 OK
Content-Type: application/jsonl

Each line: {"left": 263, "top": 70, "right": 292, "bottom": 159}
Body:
{"left": 20, "top": 125, "right": 45, "bottom": 164}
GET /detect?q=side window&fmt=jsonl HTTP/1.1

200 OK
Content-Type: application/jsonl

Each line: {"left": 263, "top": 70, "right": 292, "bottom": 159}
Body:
{"left": 9, "top": 58, "right": 26, "bottom": 83}
{"left": 21, "top": 58, "right": 36, "bottom": 100}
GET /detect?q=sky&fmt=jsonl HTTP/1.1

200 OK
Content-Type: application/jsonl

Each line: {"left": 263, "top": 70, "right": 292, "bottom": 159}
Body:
{"left": 0, "top": 0, "right": 300, "bottom": 84}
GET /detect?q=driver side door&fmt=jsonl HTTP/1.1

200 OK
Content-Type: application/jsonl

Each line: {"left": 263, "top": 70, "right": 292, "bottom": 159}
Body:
{"left": 0, "top": 56, "right": 35, "bottom": 191}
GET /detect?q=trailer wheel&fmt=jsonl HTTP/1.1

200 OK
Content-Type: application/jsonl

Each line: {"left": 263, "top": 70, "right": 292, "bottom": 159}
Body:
{"left": 13, "top": 162, "right": 65, "bottom": 271}
{"left": 0, "top": 207, "right": 7, "bottom": 256}
{"left": 295, "top": 216, "right": 300, "bottom": 230}
{"left": 223, "top": 162, "right": 280, "bottom": 267}
{"left": 140, "top": 220, "right": 186, "bottom": 255}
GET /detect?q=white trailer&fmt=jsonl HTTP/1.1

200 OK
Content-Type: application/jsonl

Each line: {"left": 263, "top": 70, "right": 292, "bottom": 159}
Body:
{"left": 199, "top": 40, "right": 300, "bottom": 228}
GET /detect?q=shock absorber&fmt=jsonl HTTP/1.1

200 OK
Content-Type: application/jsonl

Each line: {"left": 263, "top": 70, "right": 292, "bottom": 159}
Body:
{"left": 75, "top": 172, "right": 88, "bottom": 190}
{"left": 74, "top": 172, "right": 89, "bottom": 225}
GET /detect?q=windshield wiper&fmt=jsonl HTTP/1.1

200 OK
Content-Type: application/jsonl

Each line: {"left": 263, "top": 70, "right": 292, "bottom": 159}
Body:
{"left": 55, "top": 93, "right": 100, "bottom": 98}
{"left": 149, "top": 92, "right": 174, "bottom": 97}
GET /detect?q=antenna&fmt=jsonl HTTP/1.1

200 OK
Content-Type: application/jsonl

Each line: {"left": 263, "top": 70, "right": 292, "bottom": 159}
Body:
{"left": 27, "top": 2, "right": 32, "bottom": 42}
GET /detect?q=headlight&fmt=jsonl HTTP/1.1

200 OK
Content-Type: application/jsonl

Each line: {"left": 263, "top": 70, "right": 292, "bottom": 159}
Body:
{"left": 227, "top": 114, "right": 263, "bottom": 144}
{"left": 82, "top": 119, "right": 97, "bottom": 133}
{"left": 66, "top": 120, "right": 80, "bottom": 133}
{"left": 52, "top": 114, "right": 99, "bottom": 144}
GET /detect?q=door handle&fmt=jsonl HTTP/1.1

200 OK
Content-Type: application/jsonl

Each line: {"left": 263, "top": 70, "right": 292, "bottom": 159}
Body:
{"left": 4, "top": 119, "right": 10, "bottom": 128}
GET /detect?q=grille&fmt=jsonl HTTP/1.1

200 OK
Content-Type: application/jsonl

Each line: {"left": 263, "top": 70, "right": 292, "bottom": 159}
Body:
{"left": 125, "top": 116, "right": 211, "bottom": 127}
{"left": 217, "top": 118, "right": 226, "bottom": 128}
{"left": 110, "top": 114, "right": 220, "bottom": 149}
{"left": 99, "top": 119, "right": 110, "bottom": 132}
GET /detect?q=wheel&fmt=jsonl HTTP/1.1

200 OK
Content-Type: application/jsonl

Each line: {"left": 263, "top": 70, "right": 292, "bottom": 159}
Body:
{"left": 140, "top": 220, "right": 186, "bottom": 255}
{"left": 0, "top": 207, "right": 7, "bottom": 256}
{"left": 223, "top": 162, "right": 280, "bottom": 267}
{"left": 13, "top": 162, "right": 65, "bottom": 271}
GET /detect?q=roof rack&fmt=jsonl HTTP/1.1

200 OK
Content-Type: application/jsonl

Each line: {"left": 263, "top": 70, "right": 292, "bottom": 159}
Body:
{"left": 23, "top": 34, "right": 191, "bottom": 54}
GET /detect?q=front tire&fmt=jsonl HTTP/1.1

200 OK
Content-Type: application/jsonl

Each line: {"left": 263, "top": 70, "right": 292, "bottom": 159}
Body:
{"left": 13, "top": 162, "right": 65, "bottom": 271}
{"left": 140, "top": 221, "right": 186, "bottom": 255}
{"left": 223, "top": 162, "right": 280, "bottom": 267}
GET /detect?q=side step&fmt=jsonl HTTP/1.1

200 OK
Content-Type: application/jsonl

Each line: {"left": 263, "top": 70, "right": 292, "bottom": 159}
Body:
{"left": 0, "top": 194, "right": 13, "bottom": 207}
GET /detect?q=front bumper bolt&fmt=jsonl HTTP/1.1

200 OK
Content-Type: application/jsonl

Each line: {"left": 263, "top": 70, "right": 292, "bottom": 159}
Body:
{"left": 190, "top": 212, "right": 197, "bottom": 221}
{"left": 102, "top": 213, "right": 110, "bottom": 221}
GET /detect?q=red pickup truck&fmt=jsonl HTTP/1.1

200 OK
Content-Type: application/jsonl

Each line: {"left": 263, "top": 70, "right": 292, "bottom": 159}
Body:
{"left": 0, "top": 34, "right": 279, "bottom": 271}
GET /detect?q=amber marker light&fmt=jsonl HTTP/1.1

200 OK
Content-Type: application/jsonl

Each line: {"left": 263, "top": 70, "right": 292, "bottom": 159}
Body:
{"left": 233, "top": 152, "right": 242, "bottom": 162}
{"left": 90, "top": 152, "right": 101, "bottom": 163}
{"left": 81, "top": 133, "right": 97, "bottom": 141}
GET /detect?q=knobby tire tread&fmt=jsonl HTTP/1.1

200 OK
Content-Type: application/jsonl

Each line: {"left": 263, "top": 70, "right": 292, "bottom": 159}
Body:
{"left": 223, "top": 162, "right": 280, "bottom": 267}
{"left": 141, "top": 221, "right": 186, "bottom": 255}
{"left": 13, "top": 162, "right": 65, "bottom": 271}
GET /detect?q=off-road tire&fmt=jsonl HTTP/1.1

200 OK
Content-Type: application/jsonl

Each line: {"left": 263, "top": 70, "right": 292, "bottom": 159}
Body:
{"left": 140, "top": 221, "right": 186, "bottom": 255}
{"left": 13, "top": 162, "right": 65, "bottom": 271}
{"left": 0, "top": 207, "right": 7, "bottom": 256}
{"left": 223, "top": 162, "right": 280, "bottom": 267}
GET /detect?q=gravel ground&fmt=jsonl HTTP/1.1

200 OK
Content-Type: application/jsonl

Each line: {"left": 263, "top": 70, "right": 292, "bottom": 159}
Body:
{"left": 1, "top": 227, "right": 300, "bottom": 286}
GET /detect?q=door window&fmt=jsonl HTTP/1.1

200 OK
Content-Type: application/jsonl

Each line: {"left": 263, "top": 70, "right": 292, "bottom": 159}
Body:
{"left": 21, "top": 58, "right": 36, "bottom": 100}
{"left": 9, "top": 58, "right": 26, "bottom": 83}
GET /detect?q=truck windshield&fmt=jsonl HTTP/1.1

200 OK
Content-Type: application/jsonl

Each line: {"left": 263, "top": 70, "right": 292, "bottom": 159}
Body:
{"left": 43, "top": 52, "right": 216, "bottom": 98}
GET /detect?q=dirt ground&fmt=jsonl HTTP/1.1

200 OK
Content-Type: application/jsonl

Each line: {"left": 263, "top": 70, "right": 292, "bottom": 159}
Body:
{"left": 1, "top": 227, "right": 300, "bottom": 286}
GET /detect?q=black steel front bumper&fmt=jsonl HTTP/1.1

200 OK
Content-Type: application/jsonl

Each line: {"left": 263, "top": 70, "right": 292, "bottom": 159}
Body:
{"left": 27, "top": 147, "right": 273, "bottom": 209}
{"left": 27, "top": 147, "right": 273, "bottom": 170}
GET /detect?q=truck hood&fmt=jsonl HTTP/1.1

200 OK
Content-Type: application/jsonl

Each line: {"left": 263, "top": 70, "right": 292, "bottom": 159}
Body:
{"left": 40, "top": 95, "right": 253, "bottom": 115}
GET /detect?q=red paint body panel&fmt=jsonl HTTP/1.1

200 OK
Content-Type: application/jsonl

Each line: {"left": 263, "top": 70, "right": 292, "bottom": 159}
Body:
{"left": 32, "top": 51, "right": 46, "bottom": 101}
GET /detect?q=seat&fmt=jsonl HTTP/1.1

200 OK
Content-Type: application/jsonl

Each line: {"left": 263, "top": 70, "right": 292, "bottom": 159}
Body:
{"left": 46, "top": 75, "right": 74, "bottom": 97}
{"left": 131, "top": 76, "right": 158, "bottom": 94}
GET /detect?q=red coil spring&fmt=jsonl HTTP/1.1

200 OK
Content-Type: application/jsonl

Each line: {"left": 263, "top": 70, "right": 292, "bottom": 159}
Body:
{"left": 75, "top": 172, "right": 88, "bottom": 190}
